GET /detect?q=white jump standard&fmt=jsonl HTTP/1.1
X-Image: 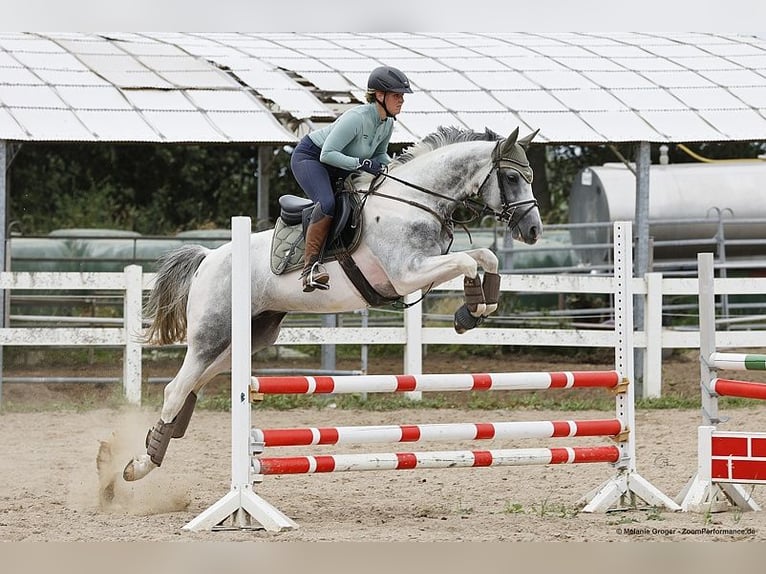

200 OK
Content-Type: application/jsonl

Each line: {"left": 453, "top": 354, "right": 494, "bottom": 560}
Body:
{"left": 679, "top": 252, "right": 764, "bottom": 512}
{"left": 183, "top": 219, "right": 679, "bottom": 532}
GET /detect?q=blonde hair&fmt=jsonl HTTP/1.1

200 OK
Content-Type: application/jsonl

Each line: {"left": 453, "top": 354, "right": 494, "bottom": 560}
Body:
{"left": 365, "top": 90, "right": 378, "bottom": 103}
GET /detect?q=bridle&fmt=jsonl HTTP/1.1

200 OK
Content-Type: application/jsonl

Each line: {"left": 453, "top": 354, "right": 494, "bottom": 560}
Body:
{"left": 364, "top": 140, "right": 539, "bottom": 238}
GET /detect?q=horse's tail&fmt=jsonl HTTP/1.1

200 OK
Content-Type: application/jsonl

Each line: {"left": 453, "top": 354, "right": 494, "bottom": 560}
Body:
{"left": 143, "top": 244, "right": 210, "bottom": 346}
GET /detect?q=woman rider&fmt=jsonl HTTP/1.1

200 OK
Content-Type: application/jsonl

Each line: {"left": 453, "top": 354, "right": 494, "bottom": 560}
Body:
{"left": 289, "top": 65, "right": 412, "bottom": 292}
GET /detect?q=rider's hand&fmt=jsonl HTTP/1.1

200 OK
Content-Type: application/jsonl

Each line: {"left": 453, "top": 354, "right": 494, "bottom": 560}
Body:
{"left": 358, "top": 158, "right": 384, "bottom": 175}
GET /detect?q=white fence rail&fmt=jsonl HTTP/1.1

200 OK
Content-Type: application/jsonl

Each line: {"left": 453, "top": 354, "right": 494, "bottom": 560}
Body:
{"left": 2, "top": 266, "right": 766, "bottom": 404}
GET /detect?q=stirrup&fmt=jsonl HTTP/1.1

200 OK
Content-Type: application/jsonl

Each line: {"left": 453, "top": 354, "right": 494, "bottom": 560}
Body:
{"left": 302, "top": 261, "right": 330, "bottom": 292}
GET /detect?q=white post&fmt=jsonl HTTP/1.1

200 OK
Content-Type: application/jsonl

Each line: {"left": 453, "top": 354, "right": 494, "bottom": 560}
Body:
{"left": 643, "top": 272, "right": 663, "bottom": 398}
{"left": 123, "top": 264, "right": 143, "bottom": 405}
{"left": 698, "top": 253, "right": 719, "bottom": 426}
{"left": 403, "top": 290, "right": 423, "bottom": 400}
{"left": 183, "top": 216, "right": 296, "bottom": 532}
{"left": 581, "top": 221, "right": 680, "bottom": 512}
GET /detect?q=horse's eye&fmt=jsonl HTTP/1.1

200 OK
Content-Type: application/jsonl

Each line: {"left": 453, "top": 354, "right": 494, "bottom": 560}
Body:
{"left": 505, "top": 172, "right": 518, "bottom": 184}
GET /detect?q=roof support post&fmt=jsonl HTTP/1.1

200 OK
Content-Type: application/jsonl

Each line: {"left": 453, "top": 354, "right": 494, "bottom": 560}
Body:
{"left": 0, "top": 140, "right": 7, "bottom": 405}
{"left": 633, "top": 141, "right": 651, "bottom": 397}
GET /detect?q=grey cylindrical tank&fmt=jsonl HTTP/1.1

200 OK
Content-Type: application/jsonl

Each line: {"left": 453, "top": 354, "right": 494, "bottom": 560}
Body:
{"left": 569, "top": 161, "right": 766, "bottom": 264}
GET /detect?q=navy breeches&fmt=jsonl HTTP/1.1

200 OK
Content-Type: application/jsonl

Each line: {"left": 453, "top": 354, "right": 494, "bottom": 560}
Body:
{"left": 290, "top": 136, "right": 350, "bottom": 216}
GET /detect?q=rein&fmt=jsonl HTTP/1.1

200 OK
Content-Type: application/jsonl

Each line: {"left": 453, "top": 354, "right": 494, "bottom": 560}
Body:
{"left": 366, "top": 154, "right": 538, "bottom": 239}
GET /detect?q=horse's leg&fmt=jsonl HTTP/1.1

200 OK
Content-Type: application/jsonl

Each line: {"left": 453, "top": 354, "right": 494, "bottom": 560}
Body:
{"left": 123, "top": 347, "right": 231, "bottom": 481}
{"left": 389, "top": 247, "right": 500, "bottom": 334}
{"left": 452, "top": 248, "right": 503, "bottom": 333}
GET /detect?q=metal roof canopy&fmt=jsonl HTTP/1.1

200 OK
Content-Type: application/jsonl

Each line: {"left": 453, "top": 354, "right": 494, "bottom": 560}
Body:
{"left": 0, "top": 32, "right": 765, "bottom": 143}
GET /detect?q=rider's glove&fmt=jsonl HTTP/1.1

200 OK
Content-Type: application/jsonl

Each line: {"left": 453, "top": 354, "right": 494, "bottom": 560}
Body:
{"left": 358, "top": 158, "right": 384, "bottom": 175}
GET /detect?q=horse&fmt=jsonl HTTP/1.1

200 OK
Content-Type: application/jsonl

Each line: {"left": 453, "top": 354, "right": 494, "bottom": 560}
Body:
{"left": 120, "top": 125, "right": 542, "bottom": 483}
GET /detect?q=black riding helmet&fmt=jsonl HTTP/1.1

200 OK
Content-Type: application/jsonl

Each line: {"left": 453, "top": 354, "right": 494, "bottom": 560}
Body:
{"left": 367, "top": 66, "right": 413, "bottom": 94}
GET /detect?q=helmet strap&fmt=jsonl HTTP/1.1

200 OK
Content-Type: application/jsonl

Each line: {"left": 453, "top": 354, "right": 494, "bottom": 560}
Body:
{"left": 376, "top": 93, "right": 397, "bottom": 121}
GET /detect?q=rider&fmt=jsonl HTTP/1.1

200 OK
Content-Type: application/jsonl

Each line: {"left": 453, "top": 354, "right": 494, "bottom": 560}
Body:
{"left": 290, "top": 65, "right": 412, "bottom": 292}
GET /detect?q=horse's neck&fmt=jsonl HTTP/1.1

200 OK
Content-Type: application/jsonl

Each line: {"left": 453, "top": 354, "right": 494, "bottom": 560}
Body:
{"left": 389, "top": 142, "right": 492, "bottom": 206}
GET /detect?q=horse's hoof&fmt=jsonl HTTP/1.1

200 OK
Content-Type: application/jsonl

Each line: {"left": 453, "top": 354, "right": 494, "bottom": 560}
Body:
{"left": 123, "top": 455, "right": 156, "bottom": 482}
{"left": 454, "top": 304, "right": 484, "bottom": 334}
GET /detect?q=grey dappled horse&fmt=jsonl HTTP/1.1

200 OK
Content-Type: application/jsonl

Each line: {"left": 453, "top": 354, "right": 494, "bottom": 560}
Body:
{"left": 122, "top": 126, "right": 542, "bottom": 482}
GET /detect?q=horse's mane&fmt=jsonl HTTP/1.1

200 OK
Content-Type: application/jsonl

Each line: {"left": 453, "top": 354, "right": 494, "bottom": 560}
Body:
{"left": 391, "top": 126, "right": 501, "bottom": 168}
{"left": 351, "top": 126, "right": 501, "bottom": 187}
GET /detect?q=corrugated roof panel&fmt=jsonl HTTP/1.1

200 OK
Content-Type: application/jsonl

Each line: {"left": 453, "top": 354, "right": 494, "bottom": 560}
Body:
{"left": 0, "top": 67, "right": 44, "bottom": 85}
{"left": 137, "top": 55, "right": 214, "bottom": 72}
{"left": 141, "top": 110, "right": 227, "bottom": 142}
{"left": 0, "top": 85, "right": 65, "bottom": 107}
{"left": 377, "top": 58, "right": 452, "bottom": 73}
{"left": 234, "top": 69, "right": 297, "bottom": 90}
{"left": 493, "top": 90, "right": 567, "bottom": 112}
{"left": 186, "top": 90, "right": 265, "bottom": 112}
{"left": 533, "top": 45, "right": 595, "bottom": 58}
{"left": 0, "top": 37, "right": 65, "bottom": 53}
{"left": 400, "top": 92, "right": 448, "bottom": 113}
{"left": 408, "top": 72, "right": 479, "bottom": 91}
{"left": 124, "top": 90, "right": 196, "bottom": 111}
{"left": 669, "top": 87, "right": 747, "bottom": 110}
{"left": 698, "top": 109, "right": 766, "bottom": 140}
{"left": 587, "top": 45, "right": 653, "bottom": 58}
{"left": 320, "top": 57, "right": 391, "bottom": 73}
{"left": 610, "top": 88, "right": 687, "bottom": 111}
{"left": 75, "top": 110, "right": 161, "bottom": 141}
{"left": 699, "top": 69, "right": 766, "bottom": 86}
{"left": 464, "top": 70, "right": 539, "bottom": 90}
{"left": 56, "top": 86, "right": 132, "bottom": 110}
{"left": 644, "top": 44, "right": 713, "bottom": 59}
{"left": 118, "top": 42, "right": 188, "bottom": 57}
{"left": 430, "top": 90, "right": 506, "bottom": 112}
{"left": 519, "top": 112, "right": 605, "bottom": 142}
{"left": 206, "top": 111, "right": 297, "bottom": 142}
{"left": 296, "top": 71, "right": 355, "bottom": 92}
{"left": 523, "top": 70, "right": 598, "bottom": 89}
{"left": 10, "top": 108, "right": 94, "bottom": 140}
{"left": 390, "top": 122, "right": 419, "bottom": 144}
{"left": 730, "top": 86, "right": 766, "bottom": 107}
{"left": 639, "top": 110, "right": 726, "bottom": 141}
{"left": 0, "top": 107, "right": 27, "bottom": 139}
{"left": 640, "top": 70, "right": 715, "bottom": 88}
{"left": 156, "top": 69, "right": 239, "bottom": 89}
{"left": 728, "top": 54, "right": 766, "bottom": 68}
{"left": 33, "top": 69, "right": 111, "bottom": 86}
{"left": 438, "top": 57, "right": 508, "bottom": 72}
{"left": 397, "top": 112, "right": 468, "bottom": 139}
{"left": 670, "top": 57, "right": 741, "bottom": 71}
{"left": 424, "top": 47, "right": 485, "bottom": 59}
{"left": 56, "top": 40, "right": 126, "bottom": 56}
{"left": 579, "top": 111, "right": 665, "bottom": 142}
{"left": 258, "top": 88, "right": 335, "bottom": 119}
{"left": 259, "top": 57, "right": 331, "bottom": 72}
{"left": 611, "top": 57, "right": 684, "bottom": 72}
{"left": 455, "top": 112, "right": 535, "bottom": 137}
{"left": 551, "top": 89, "right": 629, "bottom": 112}
{"left": 497, "top": 56, "right": 566, "bottom": 71}
{"left": 551, "top": 57, "right": 625, "bottom": 72}
{"left": 99, "top": 70, "right": 174, "bottom": 89}
{"left": 581, "top": 70, "right": 656, "bottom": 89}
{"left": 12, "top": 51, "right": 87, "bottom": 71}
{"left": 0, "top": 52, "right": 18, "bottom": 67}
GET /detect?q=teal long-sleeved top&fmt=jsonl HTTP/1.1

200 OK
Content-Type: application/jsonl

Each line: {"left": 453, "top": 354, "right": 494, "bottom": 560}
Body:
{"left": 308, "top": 103, "right": 394, "bottom": 171}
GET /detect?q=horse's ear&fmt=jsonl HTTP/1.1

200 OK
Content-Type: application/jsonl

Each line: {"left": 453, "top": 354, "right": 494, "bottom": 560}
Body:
{"left": 517, "top": 128, "right": 540, "bottom": 149}
{"left": 494, "top": 127, "right": 520, "bottom": 160}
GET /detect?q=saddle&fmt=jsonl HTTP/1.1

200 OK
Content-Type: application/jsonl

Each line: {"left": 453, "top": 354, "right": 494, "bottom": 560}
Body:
{"left": 270, "top": 189, "right": 362, "bottom": 275}
{"left": 270, "top": 189, "right": 400, "bottom": 306}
